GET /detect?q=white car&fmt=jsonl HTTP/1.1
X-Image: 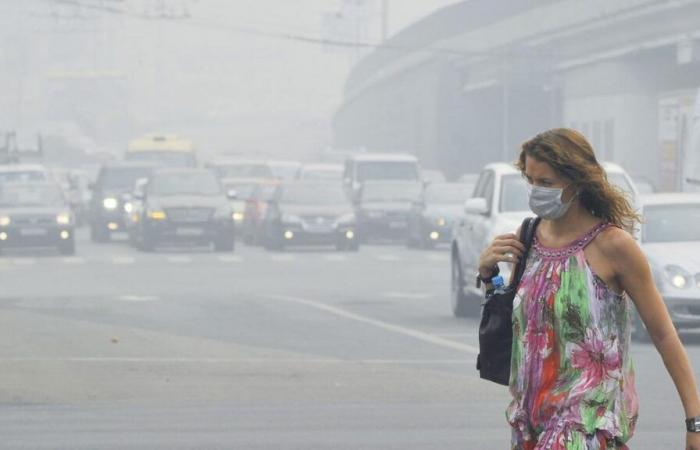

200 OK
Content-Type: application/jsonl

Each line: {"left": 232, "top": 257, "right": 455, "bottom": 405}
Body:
{"left": 634, "top": 193, "right": 700, "bottom": 340}
{"left": 450, "top": 161, "right": 638, "bottom": 317}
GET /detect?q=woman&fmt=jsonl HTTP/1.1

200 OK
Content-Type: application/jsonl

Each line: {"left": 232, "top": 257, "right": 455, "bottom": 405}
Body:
{"left": 477, "top": 128, "right": 700, "bottom": 449}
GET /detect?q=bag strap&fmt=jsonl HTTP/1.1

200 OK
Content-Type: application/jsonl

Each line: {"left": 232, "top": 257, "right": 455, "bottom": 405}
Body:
{"left": 509, "top": 216, "right": 540, "bottom": 288}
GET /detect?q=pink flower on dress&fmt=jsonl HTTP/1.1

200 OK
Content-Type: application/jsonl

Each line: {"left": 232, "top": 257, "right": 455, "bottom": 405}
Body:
{"left": 570, "top": 329, "right": 622, "bottom": 390}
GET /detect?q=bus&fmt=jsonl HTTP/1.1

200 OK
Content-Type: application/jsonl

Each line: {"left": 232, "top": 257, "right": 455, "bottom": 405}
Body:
{"left": 125, "top": 134, "right": 196, "bottom": 168}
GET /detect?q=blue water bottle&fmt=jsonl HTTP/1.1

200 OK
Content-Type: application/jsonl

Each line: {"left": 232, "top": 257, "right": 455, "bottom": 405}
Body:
{"left": 491, "top": 275, "right": 506, "bottom": 294}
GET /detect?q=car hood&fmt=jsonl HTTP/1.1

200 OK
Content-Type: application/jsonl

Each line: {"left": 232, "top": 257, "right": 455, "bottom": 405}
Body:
{"left": 424, "top": 205, "right": 463, "bottom": 218}
{"left": 281, "top": 204, "right": 353, "bottom": 217}
{"left": 150, "top": 195, "right": 227, "bottom": 209}
{"left": 1, "top": 206, "right": 67, "bottom": 216}
{"left": 360, "top": 201, "right": 412, "bottom": 212}
{"left": 643, "top": 241, "right": 700, "bottom": 273}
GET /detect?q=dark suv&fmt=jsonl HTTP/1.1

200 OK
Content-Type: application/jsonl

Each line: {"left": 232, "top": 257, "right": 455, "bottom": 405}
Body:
{"left": 89, "top": 162, "right": 155, "bottom": 242}
{"left": 130, "top": 168, "right": 236, "bottom": 252}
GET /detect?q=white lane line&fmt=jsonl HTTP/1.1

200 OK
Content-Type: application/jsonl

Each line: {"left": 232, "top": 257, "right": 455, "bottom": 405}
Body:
{"left": 376, "top": 254, "right": 400, "bottom": 262}
{"left": 116, "top": 295, "right": 159, "bottom": 302}
{"left": 270, "top": 254, "right": 295, "bottom": 262}
{"left": 62, "top": 257, "right": 85, "bottom": 264}
{"left": 12, "top": 258, "right": 35, "bottom": 265}
{"left": 113, "top": 256, "right": 136, "bottom": 265}
{"left": 0, "top": 357, "right": 470, "bottom": 365}
{"left": 381, "top": 291, "right": 433, "bottom": 300}
{"left": 265, "top": 294, "right": 478, "bottom": 356}
{"left": 323, "top": 254, "right": 347, "bottom": 262}
{"left": 167, "top": 256, "right": 191, "bottom": 264}
{"left": 218, "top": 255, "right": 243, "bottom": 263}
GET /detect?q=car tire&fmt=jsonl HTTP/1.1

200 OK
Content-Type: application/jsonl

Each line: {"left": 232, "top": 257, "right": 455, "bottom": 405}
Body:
{"left": 214, "top": 234, "right": 235, "bottom": 252}
{"left": 451, "top": 253, "right": 475, "bottom": 317}
{"left": 58, "top": 238, "right": 75, "bottom": 256}
{"left": 90, "top": 223, "right": 109, "bottom": 243}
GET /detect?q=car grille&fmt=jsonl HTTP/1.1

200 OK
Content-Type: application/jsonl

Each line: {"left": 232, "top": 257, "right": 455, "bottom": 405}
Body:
{"left": 165, "top": 208, "right": 214, "bottom": 223}
{"left": 13, "top": 215, "right": 55, "bottom": 226}
{"left": 301, "top": 215, "right": 337, "bottom": 225}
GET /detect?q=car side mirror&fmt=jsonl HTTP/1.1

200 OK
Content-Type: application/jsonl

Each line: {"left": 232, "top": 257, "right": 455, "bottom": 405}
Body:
{"left": 226, "top": 189, "right": 238, "bottom": 200}
{"left": 464, "top": 197, "right": 488, "bottom": 215}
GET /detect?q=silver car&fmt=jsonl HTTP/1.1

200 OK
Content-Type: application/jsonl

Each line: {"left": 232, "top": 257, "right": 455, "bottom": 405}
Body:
{"left": 636, "top": 193, "right": 700, "bottom": 340}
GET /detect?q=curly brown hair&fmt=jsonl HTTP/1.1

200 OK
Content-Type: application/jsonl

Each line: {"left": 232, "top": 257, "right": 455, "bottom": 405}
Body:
{"left": 515, "top": 128, "right": 641, "bottom": 232}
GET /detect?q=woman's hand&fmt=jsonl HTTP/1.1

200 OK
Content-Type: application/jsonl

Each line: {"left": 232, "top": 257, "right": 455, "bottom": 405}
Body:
{"left": 687, "top": 431, "right": 700, "bottom": 449}
{"left": 478, "top": 232, "right": 526, "bottom": 277}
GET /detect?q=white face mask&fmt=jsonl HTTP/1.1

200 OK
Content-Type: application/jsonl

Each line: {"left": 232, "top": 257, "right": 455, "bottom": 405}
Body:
{"left": 526, "top": 184, "right": 577, "bottom": 220}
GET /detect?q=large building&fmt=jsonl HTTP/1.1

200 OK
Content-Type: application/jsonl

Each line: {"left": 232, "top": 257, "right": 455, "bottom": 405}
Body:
{"left": 333, "top": 0, "right": 700, "bottom": 190}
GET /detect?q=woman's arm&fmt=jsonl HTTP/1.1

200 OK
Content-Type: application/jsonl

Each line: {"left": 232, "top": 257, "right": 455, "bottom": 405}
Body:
{"left": 607, "top": 228, "right": 700, "bottom": 435}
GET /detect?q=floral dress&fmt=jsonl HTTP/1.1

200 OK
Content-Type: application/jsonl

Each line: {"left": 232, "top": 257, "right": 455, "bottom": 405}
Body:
{"left": 507, "top": 221, "right": 639, "bottom": 450}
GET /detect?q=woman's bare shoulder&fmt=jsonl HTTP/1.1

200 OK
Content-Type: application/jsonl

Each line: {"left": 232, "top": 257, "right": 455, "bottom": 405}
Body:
{"left": 596, "top": 224, "right": 641, "bottom": 259}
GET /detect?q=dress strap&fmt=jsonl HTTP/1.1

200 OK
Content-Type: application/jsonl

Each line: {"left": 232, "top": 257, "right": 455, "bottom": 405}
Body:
{"left": 533, "top": 221, "right": 612, "bottom": 259}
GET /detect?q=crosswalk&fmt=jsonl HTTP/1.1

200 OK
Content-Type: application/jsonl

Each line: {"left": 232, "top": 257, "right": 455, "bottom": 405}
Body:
{"left": 0, "top": 250, "right": 449, "bottom": 268}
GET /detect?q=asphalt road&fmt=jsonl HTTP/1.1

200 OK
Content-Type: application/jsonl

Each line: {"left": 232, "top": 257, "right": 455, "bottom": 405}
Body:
{"left": 0, "top": 229, "right": 697, "bottom": 449}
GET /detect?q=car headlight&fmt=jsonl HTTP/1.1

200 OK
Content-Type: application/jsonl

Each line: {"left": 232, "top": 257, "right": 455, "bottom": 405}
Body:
{"left": 436, "top": 217, "right": 447, "bottom": 227}
{"left": 281, "top": 213, "right": 302, "bottom": 223}
{"left": 123, "top": 202, "right": 134, "bottom": 214}
{"left": 0, "top": 216, "right": 10, "bottom": 227}
{"left": 56, "top": 213, "right": 71, "bottom": 225}
{"left": 664, "top": 265, "right": 691, "bottom": 289}
{"left": 103, "top": 197, "right": 118, "bottom": 210}
{"left": 147, "top": 210, "right": 167, "bottom": 220}
{"left": 336, "top": 213, "right": 355, "bottom": 224}
{"left": 232, "top": 211, "right": 245, "bottom": 222}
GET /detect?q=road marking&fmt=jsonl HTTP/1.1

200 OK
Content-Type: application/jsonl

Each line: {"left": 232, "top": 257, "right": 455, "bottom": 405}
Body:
{"left": 376, "top": 254, "right": 400, "bottom": 262}
{"left": 0, "top": 357, "right": 470, "bottom": 365}
{"left": 112, "top": 256, "right": 136, "bottom": 265}
{"left": 323, "top": 254, "right": 347, "bottom": 262}
{"left": 265, "top": 294, "right": 478, "bottom": 356}
{"left": 116, "top": 295, "right": 159, "bottom": 302}
{"left": 62, "top": 257, "right": 85, "bottom": 264}
{"left": 381, "top": 291, "right": 433, "bottom": 300}
{"left": 12, "top": 258, "right": 35, "bottom": 265}
{"left": 218, "top": 255, "right": 243, "bottom": 263}
{"left": 270, "top": 254, "right": 295, "bottom": 262}
{"left": 167, "top": 256, "right": 191, "bottom": 264}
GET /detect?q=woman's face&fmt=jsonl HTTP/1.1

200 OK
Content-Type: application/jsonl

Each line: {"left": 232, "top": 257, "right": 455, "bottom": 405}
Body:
{"left": 523, "top": 155, "right": 577, "bottom": 203}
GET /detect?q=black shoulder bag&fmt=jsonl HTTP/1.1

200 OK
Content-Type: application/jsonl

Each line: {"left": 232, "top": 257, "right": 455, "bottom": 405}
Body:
{"left": 476, "top": 216, "right": 540, "bottom": 386}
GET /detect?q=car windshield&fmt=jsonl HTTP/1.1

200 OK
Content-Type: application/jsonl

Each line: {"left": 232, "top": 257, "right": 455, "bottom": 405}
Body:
{"left": 0, "top": 184, "right": 64, "bottom": 207}
{"left": 126, "top": 151, "right": 195, "bottom": 168}
{"left": 607, "top": 172, "right": 636, "bottom": 199}
{"left": 424, "top": 185, "right": 470, "bottom": 204}
{"left": 100, "top": 167, "right": 153, "bottom": 190}
{"left": 0, "top": 170, "right": 47, "bottom": 184}
{"left": 642, "top": 203, "right": 700, "bottom": 243}
{"left": 150, "top": 173, "right": 221, "bottom": 196}
{"left": 223, "top": 182, "right": 256, "bottom": 200}
{"left": 500, "top": 174, "right": 530, "bottom": 212}
{"left": 279, "top": 184, "right": 348, "bottom": 205}
{"left": 362, "top": 183, "right": 422, "bottom": 202}
{"left": 356, "top": 161, "right": 419, "bottom": 182}
{"left": 215, "top": 164, "right": 274, "bottom": 179}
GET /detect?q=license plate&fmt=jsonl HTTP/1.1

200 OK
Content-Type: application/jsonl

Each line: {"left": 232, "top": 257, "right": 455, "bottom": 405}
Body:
{"left": 20, "top": 227, "right": 48, "bottom": 236}
{"left": 175, "top": 227, "right": 204, "bottom": 237}
{"left": 389, "top": 221, "right": 406, "bottom": 229}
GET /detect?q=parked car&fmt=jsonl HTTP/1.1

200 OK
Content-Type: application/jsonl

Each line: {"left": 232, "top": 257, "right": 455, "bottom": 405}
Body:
{"left": 88, "top": 162, "right": 156, "bottom": 242}
{"left": 355, "top": 180, "right": 423, "bottom": 243}
{"left": 241, "top": 180, "right": 280, "bottom": 245}
{"left": 0, "top": 182, "right": 75, "bottom": 254}
{"left": 450, "top": 161, "right": 638, "bottom": 317}
{"left": 262, "top": 181, "right": 358, "bottom": 251}
{"left": 129, "top": 168, "right": 235, "bottom": 252}
{"left": 342, "top": 153, "right": 421, "bottom": 201}
{"left": 407, "top": 182, "right": 472, "bottom": 248}
{"left": 205, "top": 158, "right": 275, "bottom": 180}
{"left": 633, "top": 193, "right": 700, "bottom": 340}
{"left": 297, "top": 163, "right": 343, "bottom": 181}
